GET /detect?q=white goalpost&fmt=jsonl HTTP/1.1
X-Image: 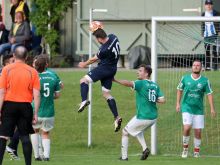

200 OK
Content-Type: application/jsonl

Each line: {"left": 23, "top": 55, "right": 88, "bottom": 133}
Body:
{"left": 151, "top": 16, "right": 220, "bottom": 155}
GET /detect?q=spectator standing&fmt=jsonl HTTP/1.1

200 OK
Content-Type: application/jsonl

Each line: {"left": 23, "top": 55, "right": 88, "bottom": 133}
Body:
{"left": 202, "top": 0, "right": 220, "bottom": 70}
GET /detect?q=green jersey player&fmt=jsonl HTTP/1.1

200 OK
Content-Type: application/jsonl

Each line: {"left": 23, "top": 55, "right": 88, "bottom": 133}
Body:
{"left": 114, "top": 64, "right": 165, "bottom": 161}
{"left": 176, "top": 60, "right": 216, "bottom": 158}
{"left": 31, "top": 55, "right": 61, "bottom": 161}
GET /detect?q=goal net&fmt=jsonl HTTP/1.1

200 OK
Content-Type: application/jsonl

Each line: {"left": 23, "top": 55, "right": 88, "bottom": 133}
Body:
{"left": 151, "top": 17, "right": 220, "bottom": 156}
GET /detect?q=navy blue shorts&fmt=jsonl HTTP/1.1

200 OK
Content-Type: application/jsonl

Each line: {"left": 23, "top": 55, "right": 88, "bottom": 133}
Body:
{"left": 87, "top": 65, "right": 117, "bottom": 90}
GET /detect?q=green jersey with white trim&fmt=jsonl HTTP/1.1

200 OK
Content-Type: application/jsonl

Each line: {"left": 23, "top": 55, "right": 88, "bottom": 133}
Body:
{"left": 134, "top": 79, "right": 164, "bottom": 120}
{"left": 177, "top": 74, "right": 213, "bottom": 115}
{"left": 46, "top": 68, "right": 62, "bottom": 85}
{"left": 38, "top": 70, "right": 60, "bottom": 117}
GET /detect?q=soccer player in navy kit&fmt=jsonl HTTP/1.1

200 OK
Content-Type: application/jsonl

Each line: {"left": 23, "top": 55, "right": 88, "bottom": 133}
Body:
{"left": 78, "top": 21, "right": 122, "bottom": 132}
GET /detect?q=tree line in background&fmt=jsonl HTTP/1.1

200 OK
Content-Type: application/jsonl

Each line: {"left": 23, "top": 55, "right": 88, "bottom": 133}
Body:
{"left": 30, "top": 0, "right": 74, "bottom": 56}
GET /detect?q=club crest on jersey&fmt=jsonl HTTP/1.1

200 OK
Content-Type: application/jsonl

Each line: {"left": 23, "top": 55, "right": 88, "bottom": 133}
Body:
{"left": 197, "top": 83, "right": 202, "bottom": 88}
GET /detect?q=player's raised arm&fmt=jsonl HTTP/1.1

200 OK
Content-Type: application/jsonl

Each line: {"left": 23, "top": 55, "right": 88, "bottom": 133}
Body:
{"left": 113, "top": 79, "right": 134, "bottom": 88}
{"left": 78, "top": 55, "right": 99, "bottom": 68}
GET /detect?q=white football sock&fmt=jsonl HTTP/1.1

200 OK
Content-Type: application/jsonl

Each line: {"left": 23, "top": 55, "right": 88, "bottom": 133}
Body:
{"left": 183, "top": 136, "right": 190, "bottom": 148}
{"left": 121, "top": 130, "right": 128, "bottom": 159}
{"left": 194, "top": 138, "right": 201, "bottom": 150}
{"left": 42, "top": 139, "right": 51, "bottom": 158}
{"left": 38, "top": 134, "right": 43, "bottom": 157}
{"left": 31, "top": 133, "right": 39, "bottom": 158}
{"left": 136, "top": 132, "right": 147, "bottom": 151}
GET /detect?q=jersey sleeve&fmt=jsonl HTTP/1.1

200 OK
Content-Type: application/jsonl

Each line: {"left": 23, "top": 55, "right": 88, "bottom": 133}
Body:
{"left": 54, "top": 72, "right": 62, "bottom": 85}
{"left": 47, "top": 68, "right": 62, "bottom": 85}
{"left": 177, "top": 76, "right": 185, "bottom": 90}
{"left": 134, "top": 80, "right": 143, "bottom": 91}
{"left": 156, "top": 86, "right": 164, "bottom": 99}
{"left": 54, "top": 77, "right": 61, "bottom": 93}
{"left": 205, "top": 80, "right": 213, "bottom": 95}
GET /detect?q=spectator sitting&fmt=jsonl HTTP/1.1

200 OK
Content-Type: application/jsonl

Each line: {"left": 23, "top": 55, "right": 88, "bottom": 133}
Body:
{"left": 0, "top": 11, "right": 30, "bottom": 55}
{"left": 0, "top": 54, "right": 14, "bottom": 74}
{"left": 10, "top": 0, "right": 30, "bottom": 23}
{"left": 0, "top": 23, "right": 9, "bottom": 45}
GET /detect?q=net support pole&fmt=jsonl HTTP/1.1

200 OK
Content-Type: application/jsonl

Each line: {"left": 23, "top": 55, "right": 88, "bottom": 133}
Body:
{"left": 151, "top": 17, "right": 157, "bottom": 155}
{"left": 88, "top": 8, "right": 93, "bottom": 147}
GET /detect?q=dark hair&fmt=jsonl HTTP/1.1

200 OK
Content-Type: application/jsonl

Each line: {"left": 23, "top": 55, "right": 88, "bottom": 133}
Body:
{"left": 3, "top": 54, "right": 13, "bottom": 66}
{"left": 14, "top": 46, "right": 28, "bottom": 60}
{"left": 34, "top": 56, "right": 47, "bottom": 73}
{"left": 139, "top": 64, "right": 152, "bottom": 77}
{"left": 92, "top": 28, "right": 107, "bottom": 39}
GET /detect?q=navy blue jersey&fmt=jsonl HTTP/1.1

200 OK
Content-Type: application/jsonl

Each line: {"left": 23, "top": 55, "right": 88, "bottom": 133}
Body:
{"left": 97, "top": 34, "right": 120, "bottom": 67}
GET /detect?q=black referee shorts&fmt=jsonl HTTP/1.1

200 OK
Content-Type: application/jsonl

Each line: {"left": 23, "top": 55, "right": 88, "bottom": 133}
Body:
{"left": 0, "top": 101, "right": 34, "bottom": 137}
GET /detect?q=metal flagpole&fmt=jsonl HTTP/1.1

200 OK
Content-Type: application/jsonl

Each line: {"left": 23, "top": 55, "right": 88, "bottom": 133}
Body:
{"left": 88, "top": 8, "right": 93, "bottom": 147}
{"left": 87, "top": 8, "right": 108, "bottom": 147}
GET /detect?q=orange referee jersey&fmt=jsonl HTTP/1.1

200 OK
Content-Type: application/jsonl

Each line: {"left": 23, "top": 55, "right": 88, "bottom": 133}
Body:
{"left": 0, "top": 61, "right": 40, "bottom": 102}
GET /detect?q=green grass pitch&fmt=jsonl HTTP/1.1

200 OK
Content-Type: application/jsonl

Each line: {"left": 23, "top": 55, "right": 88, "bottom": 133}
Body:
{"left": 3, "top": 69, "right": 220, "bottom": 165}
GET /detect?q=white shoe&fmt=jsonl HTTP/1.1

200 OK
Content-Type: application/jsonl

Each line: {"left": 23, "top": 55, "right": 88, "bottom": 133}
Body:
{"left": 6, "top": 146, "right": 20, "bottom": 160}
{"left": 193, "top": 152, "right": 200, "bottom": 158}
{"left": 181, "top": 148, "right": 188, "bottom": 158}
{"left": 78, "top": 100, "right": 90, "bottom": 112}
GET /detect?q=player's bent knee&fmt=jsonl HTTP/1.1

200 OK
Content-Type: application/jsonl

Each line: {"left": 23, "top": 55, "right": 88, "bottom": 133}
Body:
{"left": 80, "top": 75, "right": 93, "bottom": 84}
{"left": 122, "top": 128, "right": 129, "bottom": 136}
{"left": 42, "top": 131, "right": 50, "bottom": 137}
{"left": 103, "top": 94, "right": 113, "bottom": 100}
{"left": 102, "top": 88, "right": 112, "bottom": 99}
{"left": 80, "top": 77, "right": 87, "bottom": 84}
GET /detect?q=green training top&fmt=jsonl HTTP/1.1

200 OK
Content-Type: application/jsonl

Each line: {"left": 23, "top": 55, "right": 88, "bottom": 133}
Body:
{"left": 177, "top": 74, "right": 212, "bottom": 115}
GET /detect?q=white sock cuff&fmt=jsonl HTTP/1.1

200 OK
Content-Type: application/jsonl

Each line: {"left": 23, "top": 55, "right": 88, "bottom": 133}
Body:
{"left": 31, "top": 133, "right": 39, "bottom": 158}
{"left": 42, "top": 139, "right": 51, "bottom": 158}
{"left": 183, "top": 136, "right": 190, "bottom": 145}
{"left": 194, "top": 138, "right": 201, "bottom": 148}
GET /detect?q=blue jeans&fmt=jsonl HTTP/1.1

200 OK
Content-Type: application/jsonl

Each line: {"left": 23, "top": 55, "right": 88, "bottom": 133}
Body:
{"left": 0, "top": 43, "right": 23, "bottom": 55}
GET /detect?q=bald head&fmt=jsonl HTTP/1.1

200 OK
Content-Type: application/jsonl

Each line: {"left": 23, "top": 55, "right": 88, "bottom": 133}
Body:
{"left": 14, "top": 46, "right": 28, "bottom": 60}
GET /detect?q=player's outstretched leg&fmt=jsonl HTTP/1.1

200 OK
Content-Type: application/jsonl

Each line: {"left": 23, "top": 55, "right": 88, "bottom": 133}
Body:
{"left": 78, "top": 77, "right": 90, "bottom": 113}
{"left": 105, "top": 95, "right": 122, "bottom": 132}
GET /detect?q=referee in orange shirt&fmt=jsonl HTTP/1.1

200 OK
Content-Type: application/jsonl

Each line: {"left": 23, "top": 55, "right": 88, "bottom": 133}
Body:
{"left": 0, "top": 46, "right": 40, "bottom": 165}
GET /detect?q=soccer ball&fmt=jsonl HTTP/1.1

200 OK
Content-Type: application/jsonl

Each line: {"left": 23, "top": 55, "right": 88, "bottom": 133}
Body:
{"left": 89, "top": 21, "right": 104, "bottom": 32}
